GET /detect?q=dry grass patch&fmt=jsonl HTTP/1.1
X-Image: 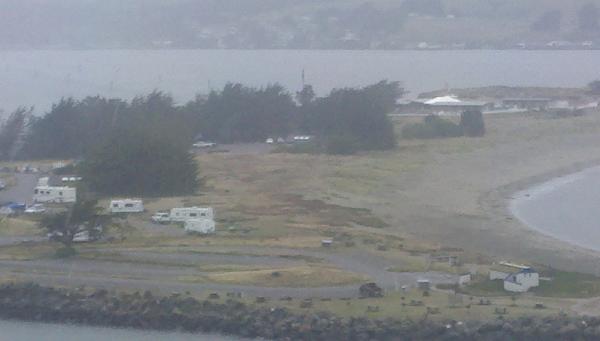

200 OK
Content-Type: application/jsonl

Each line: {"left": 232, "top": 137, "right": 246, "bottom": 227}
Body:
{"left": 205, "top": 265, "right": 368, "bottom": 288}
{"left": 0, "top": 217, "right": 40, "bottom": 237}
{"left": 270, "top": 290, "right": 569, "bottom": 321}
{"left": 0, "top": 243, "right": 58, "bottom": 260}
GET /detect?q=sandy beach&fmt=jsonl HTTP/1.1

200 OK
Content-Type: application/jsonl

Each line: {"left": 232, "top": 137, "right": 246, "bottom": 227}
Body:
{"left": 196, "top": 110, "right": 600, "bottom": 275}
{"left": 375, "top": 112, "right": 600, "bottom": 274}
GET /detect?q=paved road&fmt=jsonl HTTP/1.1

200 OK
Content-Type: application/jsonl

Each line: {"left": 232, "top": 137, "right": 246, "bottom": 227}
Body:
{"left": 0, "top": 173, "right": 38, "bottom": 205}
{"left": 0, "top": 245, "right": 457, "bottom": 299}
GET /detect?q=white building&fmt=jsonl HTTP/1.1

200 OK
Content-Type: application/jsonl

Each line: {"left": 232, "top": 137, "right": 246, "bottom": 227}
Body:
{"left": 170, "top": 207, "right": 214, "bottom": 222}
{"left": 489, "top": 262, "right": 539, "bottom": 293}
{"left": 184, "top": 219, "right": 216, "bottom": 234}
{"left": 458, "top": 273, "right": 472, "bottom": 286}
{"left": 37, "top": 177, "right": 49, "bottom": 186}
{"left": 504, "top": 269, "right": 539, "bottom": 293}
{"left": 109, "top": 199, "right": 144, "bottom": 213}
{"left": 33, "top": 186, "right": 76, "bottom": 203}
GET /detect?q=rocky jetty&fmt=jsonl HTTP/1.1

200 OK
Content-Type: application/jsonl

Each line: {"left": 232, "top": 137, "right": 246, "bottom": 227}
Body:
{"left": 1, "top": 283, "right": 600, "bottom": 340}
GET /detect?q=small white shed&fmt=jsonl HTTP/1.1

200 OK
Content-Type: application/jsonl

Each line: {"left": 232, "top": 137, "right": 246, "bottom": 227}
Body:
{"left": 34, "top": 186, "right": 76, "bottom": 203}
{"left": 417, "top": 279, "right": 431, "bottom": 290}
{"left": 458, "top": 273, "right": 472, "bottom": 286}
{"left": 184, "top": 219, "right": 215, "bottom": 234}
{"left": 109, "top": 199, "right": 144, "bottom": 213}
{"left": 170, "top": 207, "right": 213, "bottom": 222}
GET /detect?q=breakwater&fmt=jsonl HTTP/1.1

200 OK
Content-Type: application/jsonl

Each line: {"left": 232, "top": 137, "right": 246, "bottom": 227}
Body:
{"left": 1, "top": 283, "right": 599, "bottom": 340}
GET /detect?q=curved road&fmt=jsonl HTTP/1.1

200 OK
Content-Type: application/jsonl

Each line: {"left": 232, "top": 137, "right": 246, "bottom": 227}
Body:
{"left": 0, "top": 173, "right": 38, "bottom": 205}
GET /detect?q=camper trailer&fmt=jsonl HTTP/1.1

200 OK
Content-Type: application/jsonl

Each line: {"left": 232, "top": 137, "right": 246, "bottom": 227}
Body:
{"left": 33, "top": 186, "right": 76, "bottom": 203}
{"left": 184, "top": 219, "right": 216, "bottom": 234}
{"left": 109, "top": 199, "right": 144, "bottom": 213}
{"left": 169, "top": 207, "right": 214, "bottom": 222}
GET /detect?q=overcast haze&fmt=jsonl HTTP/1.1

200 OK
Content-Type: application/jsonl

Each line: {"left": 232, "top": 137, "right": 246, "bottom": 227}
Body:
{"left": 1, "top": 0, "right": 599, "bottom": 50}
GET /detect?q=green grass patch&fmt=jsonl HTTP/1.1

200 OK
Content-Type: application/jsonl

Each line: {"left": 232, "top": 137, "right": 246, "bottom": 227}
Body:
{"left": 533, "top": 270, "right": 600, "bottom": 298}
{"left": 461, "top": 278, "right": 506, "bottom": 297}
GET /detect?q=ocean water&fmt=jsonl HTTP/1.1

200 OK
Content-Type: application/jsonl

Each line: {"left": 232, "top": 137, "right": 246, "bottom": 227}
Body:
{"left": 510, "top": 166, "right": 600, "bottom": 252}
{"left": 0, "top": 319, "right": 247, "bottom": 341}
{"left": 1, "top": 49, "right": 600, "bottom": 114}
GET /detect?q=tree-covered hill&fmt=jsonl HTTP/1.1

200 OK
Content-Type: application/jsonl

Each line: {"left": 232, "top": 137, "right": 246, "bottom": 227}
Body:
{"left": 1, "top": 0, "right": 599, "bottom": 49}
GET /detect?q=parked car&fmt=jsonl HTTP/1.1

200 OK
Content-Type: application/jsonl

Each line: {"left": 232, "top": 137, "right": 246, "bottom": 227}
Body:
{"left": 61, "top": 176, "right": 82, "bottom": 182}
{"left": 151, "top": 212, "right": 171, "bottom": 224}
{"left": 4, "top": 202, "right": 26, "bottom": 211}
{"left": 48, "top": 226, "right": 103, "bottom": 243}
{"left": 25, "top": 204, "right": 46, "bottom": 214}
{"left": 265, "top": 138, "right": 274, "bottom": 144}
{"left": 192, "top": 141, "right": 217, "bottom": 148}
{"left": 293, "top": 135, "right": 313, "bottom": 142}
{"left": 0, "top": 179, "right": 5, "bottom": 190}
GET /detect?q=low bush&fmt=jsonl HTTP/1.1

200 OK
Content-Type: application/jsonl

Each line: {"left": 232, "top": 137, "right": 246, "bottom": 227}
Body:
{"left": 402, "top": 115, "right": 463, "bottom": 139}
{"left": 460, "top": 110, "right": 486, "bottom": 137}
{"left": 54, "top": 246, "right": 77, "bottom": 258}
{"left": 324, "top": 135, "right": 361, "bottom": 155}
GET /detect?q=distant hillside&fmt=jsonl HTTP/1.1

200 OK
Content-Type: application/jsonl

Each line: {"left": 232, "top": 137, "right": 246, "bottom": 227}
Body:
{"left": 1, "top": 0, "right": 599, "bottom": 49}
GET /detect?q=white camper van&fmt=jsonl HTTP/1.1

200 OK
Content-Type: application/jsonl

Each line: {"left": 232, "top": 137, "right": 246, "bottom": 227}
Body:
{"left": 109, "top": 199, "right": 144, "bottom": 213}
{"left": 169, "top": 207, "right": 214, "bottom": 222}
{"left": 33, "top": 186, "right": 76, "bottom": 203}
{"left": 184, "top": 219, "right": 216, "bottom": 234}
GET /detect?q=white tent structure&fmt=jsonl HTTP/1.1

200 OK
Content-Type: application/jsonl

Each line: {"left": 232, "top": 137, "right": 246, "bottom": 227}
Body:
{"left": 424, "top": 95, "right": 463, "bottom": 105}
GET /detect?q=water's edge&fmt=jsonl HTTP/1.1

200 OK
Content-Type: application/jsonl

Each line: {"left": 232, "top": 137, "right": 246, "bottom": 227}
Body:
{"left": 507, "top": 161, "right": 600, "bottom": 253}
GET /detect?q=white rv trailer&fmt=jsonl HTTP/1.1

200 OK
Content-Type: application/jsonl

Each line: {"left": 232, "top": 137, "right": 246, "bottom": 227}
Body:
{"left": 109, "top": 199, "right": 144, "bottom": 213}
{"left": 184, "top": 219, "right": 216, "bottom": 234}
{"left": 37, "top": 177, "right": 49, "bottom": 186}
{"left": 33, "top": 186, "right": 76, "bottom": 203}
{"left": 169, "top": 207, "right": 214, "bottom": 222}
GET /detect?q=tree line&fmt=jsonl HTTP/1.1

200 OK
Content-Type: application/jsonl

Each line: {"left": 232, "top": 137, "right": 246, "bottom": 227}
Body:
{"left": 0, "top": 81, "right": 400, "bottom": 196}
{"left": 5, "top": 80, "right": 401, "bottom": 161}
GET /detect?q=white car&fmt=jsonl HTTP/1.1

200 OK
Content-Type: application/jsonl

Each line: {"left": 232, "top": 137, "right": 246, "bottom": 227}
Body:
{"left": 293, "top": 136, "right": 313, "bottom": 142}
{"left": 265, "top": 138, "right": 274, "bottom": 144}
{"left": 192, "top": 141, "right": 217, "bottom": 148}
{"left": 25, "top": 204, "right": 46, "bottom": 214}
{"left": 151, "top": 212, "right": 171, "bottom": 224}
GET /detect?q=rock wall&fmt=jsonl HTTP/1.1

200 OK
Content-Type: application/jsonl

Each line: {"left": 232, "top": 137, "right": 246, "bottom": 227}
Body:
{"left": 0, "top": 283, "right": 599, "bottom": 340}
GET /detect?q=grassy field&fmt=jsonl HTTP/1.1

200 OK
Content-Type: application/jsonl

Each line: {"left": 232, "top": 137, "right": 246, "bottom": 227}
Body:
{"left": 5, "top": 108, "right": 600, "bottom": 319}
{"left": 253, "top": 289, "right": 571, "bottom": 321}
{"left": 0, "top": 217, "right": 39, "bottom": 237}
{"left": 203, "top": 265, "right": 368, "bottom": 287}
{"left": 461, "top": 270, "right": 600, "bottom": 299}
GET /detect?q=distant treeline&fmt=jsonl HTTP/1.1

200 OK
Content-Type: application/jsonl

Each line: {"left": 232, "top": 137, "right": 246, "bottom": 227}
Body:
{"left": 1, "top": 80, "right": 401, "bottom": 160}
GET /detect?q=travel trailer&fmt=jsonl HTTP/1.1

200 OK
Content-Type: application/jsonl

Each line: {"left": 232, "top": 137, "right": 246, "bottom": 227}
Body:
{"left": 184, "top": 219, "right": 216, "bottom": 234}
{"left": 169, "top": 207, "right": 214, "bottom": 222}
{"left": 33, "top": 186, "right": 76, "bottom": 203}
{"left": 109, "top": 199, "right": 144, "bottom": 213}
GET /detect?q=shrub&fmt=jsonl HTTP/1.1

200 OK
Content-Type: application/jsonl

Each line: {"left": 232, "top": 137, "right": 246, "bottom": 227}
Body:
{"left": 54, "top": 246, "right": 77, "bottom": 258}
{"left": 588, "top": 80, "right": 600, "bottom": 95}
{"left": 325, "top": 135, "right": 361, "bottom": 155}
{"left": 402, "top": 115, "right": 463, "bottom": 139}
{"left": 460, "top": 110, "right": 486, "bottom": 137}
